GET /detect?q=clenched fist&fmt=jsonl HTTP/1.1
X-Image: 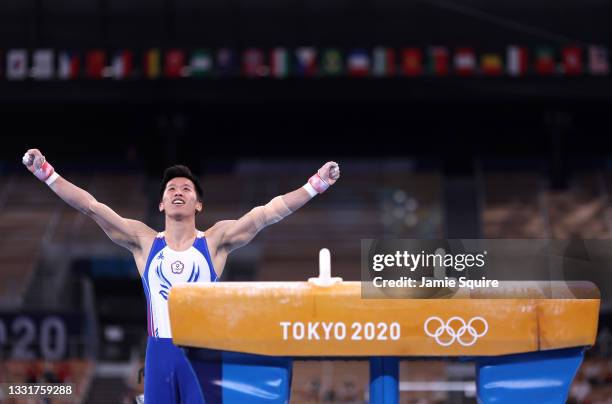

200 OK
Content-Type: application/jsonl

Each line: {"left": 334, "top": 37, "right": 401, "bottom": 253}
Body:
{"left": 22, "top": 149, "right": 48, "bottom": 173}
{"left": 304, "top": 161, "right": 340, "bottom": 196}
{"left": 318, "top": 161, "right": 340, "bottom": 186}
{"left": 22, "top": 148, "right": 58, "bottom": 184}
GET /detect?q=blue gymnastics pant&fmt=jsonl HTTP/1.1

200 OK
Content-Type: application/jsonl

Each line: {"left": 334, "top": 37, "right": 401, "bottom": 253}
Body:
{"left": 144, "top": 337, "right": 205, "bottom": 404}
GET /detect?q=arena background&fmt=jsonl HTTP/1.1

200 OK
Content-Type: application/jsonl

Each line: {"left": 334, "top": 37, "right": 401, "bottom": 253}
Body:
{"left": 1, "top": 0, "right": 612, "bottom": 402}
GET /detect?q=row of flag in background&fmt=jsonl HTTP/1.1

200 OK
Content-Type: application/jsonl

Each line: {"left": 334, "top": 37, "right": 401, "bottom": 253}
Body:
{"left": 2, "top": 45, "right": 610, "bottom": 80}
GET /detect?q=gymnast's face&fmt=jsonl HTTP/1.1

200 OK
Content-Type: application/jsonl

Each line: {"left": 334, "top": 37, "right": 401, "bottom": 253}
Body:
{"left": 159, "top": 177, "right": 203, "bottom": 218}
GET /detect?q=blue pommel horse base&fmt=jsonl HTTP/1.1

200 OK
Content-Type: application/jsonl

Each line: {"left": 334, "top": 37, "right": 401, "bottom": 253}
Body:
{"left": 179, "top": 346, "right": 586, "bottom": 404}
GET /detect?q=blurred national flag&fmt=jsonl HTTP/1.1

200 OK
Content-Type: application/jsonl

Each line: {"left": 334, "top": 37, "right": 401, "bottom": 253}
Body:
{"left": 402, "top": 48, "right": 423, "bottom": 76}
{"left": 320, "top": 48, "right": 343, "bottom": 77}
{"left": 480, "top": 53, "right": 503, "bottom": 76}
{"left": 295, "top": 47, "right": 317, "bottom": 77}
{"left": 58, "top": 51, "right": 80, "bottom": 80}
{"left": 588, "top": 45, "right": 609, "bottom": 76}
{"left": 427, "top": 47, "right": 449, "bottom": 76}
{"left": 562, "top": 46, "right": 582, "bottom": 75}
{"left": 242, "top": 48, "right": 265, "bottom": 78}
{"left": 347, "top": 49, "right": 370, "bottom": 77}
{"left": 454, "top": 48, "right": 475, "bottom": 76}
{"left": 372, "top": 47, "right": 396, "bottom": 77}
{"left": 111, "top": 50, "right": 133, "bottom": 80}
{"left": 144, "top": 48, "right": 161, "bottom": 79}
{"left": 164, "top": 49, "right": 186, "bottom": 78}
{"left": 534, "top": 47, "right": 555, "bottom": 75}
{"left": 216, "top": 48, "right": 238, "bottom": 77}
{"left": 32, "top": 49, "right": 54, "bottom": 80}
{"left": 6, "top": 49, "right": 28, "bottom": 81}
{"left": 85, "top": 49, "right": 106, "bottom": 79}
{"left": 269, "top": 48, "right": 289, "bottom": 78}
{"left": 190, "top": 49, "right": 213, "bottom": 77}
{"left": 506, "top": 46, "right": 528, "bottom": 77}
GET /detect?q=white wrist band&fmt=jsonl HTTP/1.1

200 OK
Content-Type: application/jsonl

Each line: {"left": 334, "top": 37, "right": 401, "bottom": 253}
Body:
{"left": 45, "top": 172, "right": 59, "bottom": 186}
{"left": 303, "top": 182, "right": 318, "bottom": 198}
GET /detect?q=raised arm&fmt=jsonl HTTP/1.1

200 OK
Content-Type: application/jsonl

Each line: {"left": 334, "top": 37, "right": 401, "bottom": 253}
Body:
{"left": 22, "top": 149, "right": 154, "bottom": 252}
{"left": 215, "top": 162, "right": 340, "bottom": 253}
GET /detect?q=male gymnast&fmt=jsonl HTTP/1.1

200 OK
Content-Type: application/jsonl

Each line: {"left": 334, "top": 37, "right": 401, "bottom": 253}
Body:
{"left": 22, "top": 148, "right": 340, "bottom": 403}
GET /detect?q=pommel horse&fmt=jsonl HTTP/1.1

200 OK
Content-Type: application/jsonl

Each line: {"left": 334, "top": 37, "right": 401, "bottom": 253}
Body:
{"left": 168, "top": 249, "right": 599, "bottom": 403}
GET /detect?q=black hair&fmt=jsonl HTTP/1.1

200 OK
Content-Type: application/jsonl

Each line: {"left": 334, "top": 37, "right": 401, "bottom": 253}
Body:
{"left": 159, "top": 165, "right": 204, "bottom": 202}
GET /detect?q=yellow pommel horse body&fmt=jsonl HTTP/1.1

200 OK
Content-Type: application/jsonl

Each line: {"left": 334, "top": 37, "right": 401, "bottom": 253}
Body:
{"left": 168, "top": 249, "right": 599, "bottom": 404}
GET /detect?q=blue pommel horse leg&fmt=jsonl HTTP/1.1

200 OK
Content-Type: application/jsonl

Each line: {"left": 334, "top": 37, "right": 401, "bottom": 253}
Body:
{"left": 476, "top": 347, "right": 586, "bottom": 404}
{"left": 370, "top": 357, "right": 400, "bottom": 404}
{"left": 184, "top": 348, "right": 293, "bottom": 404}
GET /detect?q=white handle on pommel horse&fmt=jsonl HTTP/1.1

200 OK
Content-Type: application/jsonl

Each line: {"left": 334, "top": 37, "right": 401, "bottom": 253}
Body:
{"left": 308, "top": 248, "right": 343, "bottom": 286}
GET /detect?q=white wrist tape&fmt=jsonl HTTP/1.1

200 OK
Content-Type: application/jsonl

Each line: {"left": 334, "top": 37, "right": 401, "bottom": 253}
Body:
{"left": 247, "top": 196, "right": 293, "bottom": 232}
{"left": 302, "top": 182, "right": 318, "bottom": 197}
{"left": 45, "top": 172, "right": 60, "bottom": 186}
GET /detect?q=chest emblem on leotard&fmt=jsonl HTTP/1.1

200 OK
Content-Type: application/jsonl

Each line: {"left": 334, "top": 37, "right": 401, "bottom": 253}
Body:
{"left": 155, "top": 262, "right": 201, "bottom": 300}
{"left": 171, "top": 260, "right": 184, "bottom": 274}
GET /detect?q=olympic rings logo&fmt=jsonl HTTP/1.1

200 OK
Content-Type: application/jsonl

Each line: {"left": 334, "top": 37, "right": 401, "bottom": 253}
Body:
{"left": 424, "top": 316, "right": 488, "bottom": 347}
